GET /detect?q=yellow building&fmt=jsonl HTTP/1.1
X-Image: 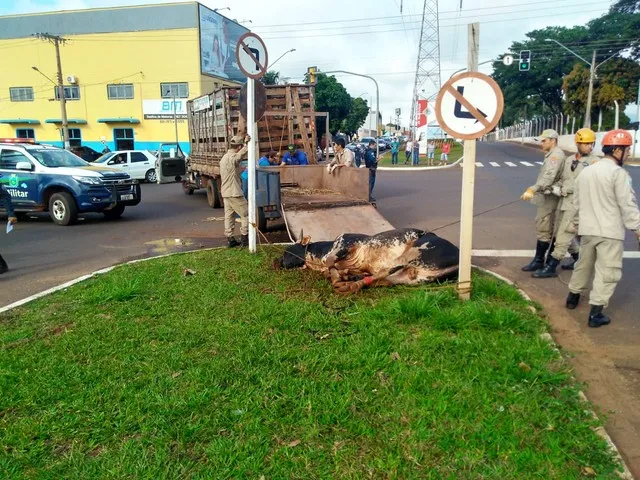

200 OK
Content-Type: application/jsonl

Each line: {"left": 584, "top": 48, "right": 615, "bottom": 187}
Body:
{"left": 0, "top": 1, "right": 248, "bottom": 154}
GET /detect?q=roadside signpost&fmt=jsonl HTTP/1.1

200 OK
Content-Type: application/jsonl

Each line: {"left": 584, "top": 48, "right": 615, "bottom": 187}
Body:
{"left": 502, "top": 54, "right": 514, "bottom": 66}
{"left": 435, "top": 23, "right": 504, "bottom": 300}
{"left": 236, "top": 32, "right": 269, "bottom": 253}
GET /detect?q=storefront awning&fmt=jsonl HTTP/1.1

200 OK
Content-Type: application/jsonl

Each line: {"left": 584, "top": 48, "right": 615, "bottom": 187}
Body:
{"left": 97, "top": 117, "right": 140, "bottom": 124}
{"left": 45, "top": 119, "right": 87, "bottom": 124}
{"left": 0, "top": 119, "right": 40, "bottom": 124}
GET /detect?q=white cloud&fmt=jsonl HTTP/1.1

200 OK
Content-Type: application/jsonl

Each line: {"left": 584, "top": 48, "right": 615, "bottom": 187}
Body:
{"left": 2, "top": 0, "right": 615, "bottom": 126}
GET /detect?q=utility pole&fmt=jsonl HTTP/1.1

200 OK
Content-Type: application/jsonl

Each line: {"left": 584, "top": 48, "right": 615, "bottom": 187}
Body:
{"left": 585, "top": 50, "right": 597, "bottom": 129}
{"left": 34, "top": 33, "right": 69, "bottom": 149}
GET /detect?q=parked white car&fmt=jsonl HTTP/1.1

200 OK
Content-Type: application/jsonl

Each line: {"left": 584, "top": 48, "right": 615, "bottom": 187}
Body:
{"left": 93, "top": 150, "right": 158, "bottom": 182}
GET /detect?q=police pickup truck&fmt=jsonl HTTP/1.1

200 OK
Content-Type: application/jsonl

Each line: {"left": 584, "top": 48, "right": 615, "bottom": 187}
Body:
{"left": 0, "top": 139, "right": 141, "bottom": 225}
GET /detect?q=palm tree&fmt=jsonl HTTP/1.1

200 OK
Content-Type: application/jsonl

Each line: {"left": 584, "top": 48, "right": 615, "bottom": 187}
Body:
{"left": 262, "top": 70, "right": 280, "bottom": 85}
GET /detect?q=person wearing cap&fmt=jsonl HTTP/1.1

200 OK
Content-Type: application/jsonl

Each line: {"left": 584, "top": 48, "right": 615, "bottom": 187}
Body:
{"left": 533, "top": 128, "right": 599, "bottom": 278}
{"left": 241, "top": 151, "right": 276, "bottom": 199}
{"left": 220, "top": 134, "right": 251, "bottom": 248}
{"left": 281, "top": 144, "right": 309, "bottom": 166}
{"left": 326, "top": 137, "right": 354, "bottom": 174}
{"left": 520, "top": 129, "right": 565, "bottom": 272}
{"left": 566, "top": 129, "right": 640, "bottom": 328}
{"left": 364, "top": 139, "right": 378, "bottom": 203}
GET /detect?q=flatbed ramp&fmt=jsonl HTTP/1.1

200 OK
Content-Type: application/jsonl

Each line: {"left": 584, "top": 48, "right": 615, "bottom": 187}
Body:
{"left": 283, "top": 203, "right": 394, "bottom": 242}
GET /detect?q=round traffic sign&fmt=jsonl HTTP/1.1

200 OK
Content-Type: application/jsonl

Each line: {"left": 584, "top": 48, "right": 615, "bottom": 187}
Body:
{"left": 435, "top": 72, "right": 504, "bottom": 141}
{"left": 503, "top": 55, "right": 514, "bottom": 66}
{"left": 236, "top": 32, "right": 269, "bottom": 80}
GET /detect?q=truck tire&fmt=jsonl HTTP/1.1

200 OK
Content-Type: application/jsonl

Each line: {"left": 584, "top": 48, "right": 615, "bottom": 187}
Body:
{"left": 49, "top": 192, "right": 78, "bottom": 226}
{"left": 103, "top": 204, "right": 125, "bottom": 220}
{"left": 182, "top": 181, "right": 194, "bottom": 195}
{"left": 257, "top": 207, "right": 267, "bottom": 232}
{"left": 206, "top": 178, "right": 224, "bottom": 209}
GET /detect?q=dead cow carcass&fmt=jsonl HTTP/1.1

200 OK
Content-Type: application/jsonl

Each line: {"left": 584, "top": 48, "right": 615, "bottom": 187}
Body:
{"left": 276, "top": 228, "right": 459, "bottom": 294}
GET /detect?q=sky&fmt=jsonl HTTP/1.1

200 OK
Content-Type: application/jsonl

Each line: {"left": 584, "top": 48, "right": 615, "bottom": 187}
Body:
{"left": 2, "top": 0, "right": 635, "bottom": 127}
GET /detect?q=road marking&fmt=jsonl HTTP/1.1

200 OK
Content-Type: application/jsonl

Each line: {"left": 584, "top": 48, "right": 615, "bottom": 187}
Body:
{"left": 505, "top": 161, "right": 517, "bottom": 167}
{"left": 520, "top": 161, "right": 534, "bottom": 166}
{"left": 475, "top": 162, "right": 484, "bottom": 167}
{"left": 536, "top": 161, "right": 543, "bottom": 165}
{"left": 472, "top": 249, "right": 640, "bottom": 259}
{"left": 489, "top": 162, "right": 500, "bottom": 167}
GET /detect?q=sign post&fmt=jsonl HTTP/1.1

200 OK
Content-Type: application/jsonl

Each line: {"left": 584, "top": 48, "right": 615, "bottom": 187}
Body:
{"left": 435, "top": 23, "right": 504, "bottom": 300}
{"left": 236, "top": 32, "right": 269, "bottom": 254}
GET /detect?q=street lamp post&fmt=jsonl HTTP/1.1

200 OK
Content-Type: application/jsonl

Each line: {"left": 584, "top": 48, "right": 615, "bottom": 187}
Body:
{"left": 545, "top": 39, "right": 626, "bottom": 129}
{"left": 322, "top": 70, "right": 380, "bottom": 159}
{"left": 269, "top": 48, "right": 296, "bottom": 69}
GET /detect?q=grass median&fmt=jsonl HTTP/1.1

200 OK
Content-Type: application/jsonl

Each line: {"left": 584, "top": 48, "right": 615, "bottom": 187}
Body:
{"left": 0, "top": 247, "right": 623, "bottom": 478}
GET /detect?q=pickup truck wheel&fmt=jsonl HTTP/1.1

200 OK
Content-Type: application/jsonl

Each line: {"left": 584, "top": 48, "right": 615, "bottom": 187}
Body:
{"left": 257, "top": 207, "right": 267, "bottom": 232}
{"left": 49, "top": 192, "right": 78, "bottom": 226}
{"left": 103, "top": 204, "right": 125, "bottom": 220}
{"left": 182, "top": 181, "right": 194, "bottom": 195}
{"left": 145, "top": 169, "right": 158, "bottom": 183}
{"left": 206, "top": 178, "right": 224, "bottom": 208}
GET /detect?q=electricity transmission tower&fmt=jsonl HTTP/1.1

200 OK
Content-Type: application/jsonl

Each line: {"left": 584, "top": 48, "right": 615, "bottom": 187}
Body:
{"left": 409, "top": 0, "right": 441, "bottom": 139}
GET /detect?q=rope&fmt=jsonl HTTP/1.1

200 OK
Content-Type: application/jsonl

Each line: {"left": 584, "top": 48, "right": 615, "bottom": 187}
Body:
{"left": 428, "top": 198, "right": 523, "bottom": 233}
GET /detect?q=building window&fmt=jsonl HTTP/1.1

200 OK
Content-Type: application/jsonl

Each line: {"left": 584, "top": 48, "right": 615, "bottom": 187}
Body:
{"left": 107, "top": 84, "right": 134, "bottom": 100}
{"left": 10, "top": 87, "right": 34, "bottom": 102}
{"left": 114, "top": 128, "right": 134, "bottom": 150}
{"left": 161, "top": 82, "right": 189, "bottom": 99}
{"left": 54, "top": 86, "right": 80, "bottom": 101}
{"left": 16, "top": 128, "right": 35, "bottom": 139}
{"left": 68, "top": 128, "right": 81, "bottom": 147}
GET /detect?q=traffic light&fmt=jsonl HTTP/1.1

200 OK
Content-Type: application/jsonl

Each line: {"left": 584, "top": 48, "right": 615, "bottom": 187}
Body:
{"left": 519, "top": 50, "right": 531, "bottom": 71}
{"left": 307, "top": 66, "right": 317, "bottom": 84}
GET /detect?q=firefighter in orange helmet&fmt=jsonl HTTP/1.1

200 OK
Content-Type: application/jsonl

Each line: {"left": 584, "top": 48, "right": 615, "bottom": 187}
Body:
{"left": 566, "top": 129, "right": 640, "bottom": 327}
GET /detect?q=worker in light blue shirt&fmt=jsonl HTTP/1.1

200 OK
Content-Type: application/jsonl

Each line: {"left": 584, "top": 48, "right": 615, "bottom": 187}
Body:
{"left": 241, "top": 151, "right": 277, "bottom": 198}
{"left": 281, "top": 144, "right": 309, "bottom": 166}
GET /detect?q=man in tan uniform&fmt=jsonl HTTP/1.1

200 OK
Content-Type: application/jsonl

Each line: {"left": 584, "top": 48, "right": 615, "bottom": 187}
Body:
{"left": 520, "top": 129, "right": 565, "bottom": 272}
{"left": 327, "top": 137, "right": 354, "bottom": 174}
{"left": 533, "top": 128, "right": 599, "bottom": 278}
{"left": 220, "top": 134, "right": 250, "bottom": 247}
{"left": 566, "top": 129, "right": 640, "bottom": 328}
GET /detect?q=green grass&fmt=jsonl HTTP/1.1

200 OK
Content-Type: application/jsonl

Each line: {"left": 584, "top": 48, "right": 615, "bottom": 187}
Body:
{"left": 0, "top": 248, "right": 622, "bottom": 479}
{"left": 379, "top": 143, "right": 464, "bottom": 167}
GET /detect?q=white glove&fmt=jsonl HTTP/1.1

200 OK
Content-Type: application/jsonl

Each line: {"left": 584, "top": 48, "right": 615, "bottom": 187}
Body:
{"left": 326, "top": 164, "right": 332, "bottom": 173}
{"left": 551, "top": 186, "right": 562, "bottom": 197}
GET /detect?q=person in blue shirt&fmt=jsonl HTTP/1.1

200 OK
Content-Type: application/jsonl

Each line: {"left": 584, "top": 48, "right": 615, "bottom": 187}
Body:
{"left": 0, "top": 183, "right": 17, "bottom": 274}
{"left": 281, "top": 144, "right": 309, "bottom": 166}
{"left": 364, "top": 139, "right": 378, "bottom": 203}
{"left": 241, "top": 151, "right": 277, "bottom": 198}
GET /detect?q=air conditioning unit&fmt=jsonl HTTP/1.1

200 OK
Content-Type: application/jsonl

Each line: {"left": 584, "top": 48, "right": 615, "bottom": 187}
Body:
{"left": 66, "top": 75, "right": 77, "bottom": 84}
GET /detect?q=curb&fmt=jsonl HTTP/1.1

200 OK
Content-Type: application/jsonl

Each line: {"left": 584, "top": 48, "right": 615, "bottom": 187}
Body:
{"left": 0, "top": 251, "right": 634, "bottom": 478}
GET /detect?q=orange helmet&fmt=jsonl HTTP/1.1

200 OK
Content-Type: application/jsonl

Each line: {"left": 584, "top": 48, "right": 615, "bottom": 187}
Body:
{"left": 602, "top": 129, "right": 632, "bottom": 147}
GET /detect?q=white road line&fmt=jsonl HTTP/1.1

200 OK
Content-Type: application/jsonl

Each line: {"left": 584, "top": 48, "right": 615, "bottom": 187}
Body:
{"left": 520, "top": 161, "right": 534, "bottom": 166}
{"left": 505, "top": 161, "right": 517, "bottom": 167}
{"left": 536, "top": 161, "right": 543, "bottom": 165}
{"left": 472, "top": 249, "right": 640, "bottom": 259}
{"left": 489, "top": 162, "right": 500, "bottom": 167}
{"left": 475, "top": 162, "right": 484, "bottom": 167}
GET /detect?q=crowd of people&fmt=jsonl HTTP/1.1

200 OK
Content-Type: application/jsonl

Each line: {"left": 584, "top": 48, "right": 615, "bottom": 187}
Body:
{"left": 520, "top": 127, "right": 640, "bottom": 328}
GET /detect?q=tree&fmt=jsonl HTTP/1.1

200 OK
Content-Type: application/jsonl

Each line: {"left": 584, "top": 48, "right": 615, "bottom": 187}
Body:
{"left": 341, "top": 97, "right": 369, "bottom": 136}
{"left": 262, "top": 70, "right": 280, "bottom": 86}
{"left": 312, "top": 74, "right": 352, "bottom": 135}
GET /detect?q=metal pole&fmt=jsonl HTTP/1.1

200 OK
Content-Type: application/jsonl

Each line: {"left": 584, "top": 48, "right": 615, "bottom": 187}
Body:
{"left": 173, "top": 93, "right": 179, "bottom": 146}
{"left": 247, "top": 78, "right": 256, "bottom": 253}
{"left": 457, "top": 22, "right": 479, "bottom": 301}
{"left": 585, "top": 50, "right": 596, "bottom": 128}
{"left": 614, "top": 100, "right": 619, "bottom": 130}
{"left": 560, "top": 112, "right": 564, "bottom": 135}
{"left": 633, "top": 81, "right": 640, "bottom": 160}
{"left": 53, "top": 39, "right": 70, "bottom": 150}
{"left": 571, "top": 116, "right": 576, "bottom": 135}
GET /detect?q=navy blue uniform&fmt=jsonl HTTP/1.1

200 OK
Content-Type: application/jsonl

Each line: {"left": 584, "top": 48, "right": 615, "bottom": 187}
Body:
{"left": 364, "top": 147, "right": 377, "bottom": 202}
{"left": 0, "top": 183, "right": 15, "bottom": 274}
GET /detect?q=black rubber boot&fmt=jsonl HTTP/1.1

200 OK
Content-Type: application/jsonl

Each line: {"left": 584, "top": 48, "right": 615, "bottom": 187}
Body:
{"left": 240, "top": 235, "right": 249, "bottom": 247}
{"left": 588, "top": 305, "right": 611, "bottom": 328}
{"left": 522, "top": 240, "right": 550, "bottom": 272}
{"left": 533, "top": 256, "right": 560, "bottom": 278}
{"left": 561, "top": 252, "right": 579, "bottom": 270}
{"left": 227, "top": 237, "right": 240, "bottom": 248}
{"left": 566, "top": 292, "right": 580, "bottom": 310}
{"left": 0, "top": 254, "right": 8, "bottom": 274}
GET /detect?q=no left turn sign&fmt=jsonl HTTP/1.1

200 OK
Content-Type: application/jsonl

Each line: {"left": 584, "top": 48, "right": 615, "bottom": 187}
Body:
{"left": 236, "top": 32, "right": 269, "bottom": 80}
{"left": 435, "top": 72, "right": 504, "bottom": 140}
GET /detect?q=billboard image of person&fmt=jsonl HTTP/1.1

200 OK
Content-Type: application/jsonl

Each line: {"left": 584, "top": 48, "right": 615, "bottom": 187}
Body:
{"left": 199, "top": 4, "right": 250, "bottom": 83}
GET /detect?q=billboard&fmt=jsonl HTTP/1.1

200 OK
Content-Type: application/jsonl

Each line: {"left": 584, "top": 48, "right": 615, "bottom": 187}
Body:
{"left": 199, "top": 4, "right": 250, "bottom": 83}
